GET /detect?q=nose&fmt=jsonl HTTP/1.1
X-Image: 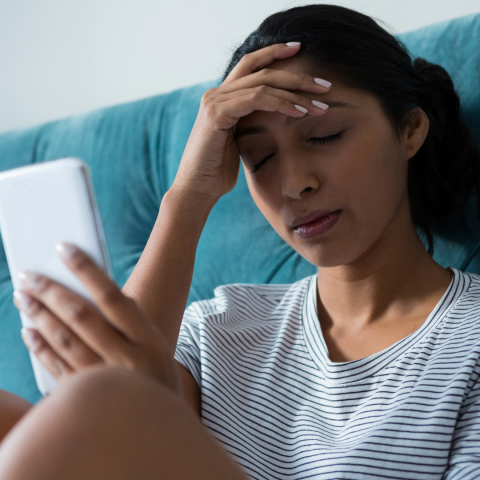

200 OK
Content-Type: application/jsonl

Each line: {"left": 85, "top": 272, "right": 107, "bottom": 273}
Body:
{"left": 280, "top": 155, "right": 320, "bottom": 200}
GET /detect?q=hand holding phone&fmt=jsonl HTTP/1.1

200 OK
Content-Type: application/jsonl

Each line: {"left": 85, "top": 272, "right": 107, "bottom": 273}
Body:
{"left": 13, "top": 240, "right": 181, "bottom": 396}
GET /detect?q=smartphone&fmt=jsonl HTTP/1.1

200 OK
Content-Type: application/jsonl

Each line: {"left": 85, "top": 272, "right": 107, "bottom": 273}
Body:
{"left": 0, "top": 157, "right": 114, "bottom": 395}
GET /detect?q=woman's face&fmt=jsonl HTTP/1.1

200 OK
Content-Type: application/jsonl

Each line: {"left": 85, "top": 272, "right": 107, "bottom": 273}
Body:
{"left": 234, "top": 56, "right": 417, "bottom": 268}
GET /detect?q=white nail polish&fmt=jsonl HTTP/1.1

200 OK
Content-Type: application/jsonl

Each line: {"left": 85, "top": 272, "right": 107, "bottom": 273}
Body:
{"left": 311, "top": 100, "right": 329, "bottom": 111}
{"left": 314, "top": 78, "right": 332, "bottom": 88}
{"left": 14, "top": 290, "right": 34, "bottom": 310}
{"left": 21, "top": 328, "right": 41, "bottom": 350}
{"left": 55, "top": 242, "right": 78, "bottom": 260}
{"left": 294, "top": 105, "right": 308, "bottom": 114}
{"left": 18, "top": 271, "right": 41, "bottom": 288}
{"left": 286, "top": 42, "right": 301, "bottom": 47}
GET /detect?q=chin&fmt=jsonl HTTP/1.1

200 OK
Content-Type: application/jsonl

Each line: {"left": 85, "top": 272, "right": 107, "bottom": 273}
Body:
{"left": 300, "top": 250, "right": 345, "bottom": 268}
{"left": 291, "top": 232, "right": 364, "bottom": 268}
{"left": 298, "top": 232, "right": 386, "bottom": 269}
{"left": 286, "top": 238, "right": 342, "bottom": 268}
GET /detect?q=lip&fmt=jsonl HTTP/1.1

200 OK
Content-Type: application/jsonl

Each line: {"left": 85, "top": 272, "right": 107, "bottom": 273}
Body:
{"left": 291, "top": 209, "right": 341, "bottom": 229}
{"left": 293, "top": 209, "right": 342, "bottom": 239}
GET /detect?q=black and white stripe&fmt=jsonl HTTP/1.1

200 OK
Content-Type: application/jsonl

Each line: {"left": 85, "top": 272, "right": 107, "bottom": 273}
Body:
{"left": 174, "top": 267, "right": 480, "bottom": 479}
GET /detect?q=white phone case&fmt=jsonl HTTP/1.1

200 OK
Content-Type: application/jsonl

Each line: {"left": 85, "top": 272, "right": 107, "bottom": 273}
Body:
{"left": 0, "top": 157, "right": 113, "bottom": 395}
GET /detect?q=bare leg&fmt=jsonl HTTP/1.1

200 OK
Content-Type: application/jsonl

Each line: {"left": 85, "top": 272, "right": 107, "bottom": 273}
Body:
{"left": 0, "top": 390, "right": 32, "bottom": 442}
{"left": 0, "top": 366, "right": 249, "bottom": 480}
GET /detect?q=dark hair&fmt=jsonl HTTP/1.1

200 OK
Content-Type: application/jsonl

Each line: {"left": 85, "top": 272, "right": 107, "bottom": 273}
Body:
{"left": 221, "top": 4, "right": 480, "bottom": 256}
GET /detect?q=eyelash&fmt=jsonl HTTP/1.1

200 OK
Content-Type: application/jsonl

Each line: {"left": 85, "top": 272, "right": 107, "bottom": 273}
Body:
{"left": 251, "top": 131, "right": 344, "bottom": 173}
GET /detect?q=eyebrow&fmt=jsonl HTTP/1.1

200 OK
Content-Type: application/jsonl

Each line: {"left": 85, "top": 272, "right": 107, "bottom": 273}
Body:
{"left": 233, "top": 100, "right": 358, "bottom": 139}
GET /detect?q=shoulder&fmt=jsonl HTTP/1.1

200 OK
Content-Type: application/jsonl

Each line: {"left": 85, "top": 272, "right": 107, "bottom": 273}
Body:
{"left": 451, "top": 269, "right": 480, "bottom": 317}
{"left": 441, "top": 268, "right": 480, "bottom": 350}
{"left": 183, "top": 274, "right": 315, "bottom": 326}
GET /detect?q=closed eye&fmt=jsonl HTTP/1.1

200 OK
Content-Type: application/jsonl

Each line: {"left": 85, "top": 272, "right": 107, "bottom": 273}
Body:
{"left": 251, "top": 131, "right": 344, "bottom": 173}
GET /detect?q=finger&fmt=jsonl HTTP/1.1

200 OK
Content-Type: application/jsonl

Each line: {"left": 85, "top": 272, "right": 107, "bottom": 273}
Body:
{"left": 215, "top": 85, "right": 329, "bottom": 119}
{"left": 224, "top": 43, "right": 302, "bottom": 84}
{"left": 21, "top": 327, "right": 74, "bottom": 381}
{"left": 202, "top": 90, "right": 325, "bottom": 133}
{"left": 54, "top": 242, "right": 149, "bottom": 343}
{"left": 15, "top": 271, "right": 137, "bottom": 365}
{"left": 14, "top": 290, "right": 103, "bottom": 369}
{"left": 220, "top": 68, "right": 331, "bottom": 97}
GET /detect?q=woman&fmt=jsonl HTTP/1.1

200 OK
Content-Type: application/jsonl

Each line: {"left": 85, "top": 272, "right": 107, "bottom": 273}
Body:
{"left": 0, "top": 4, "right": 479, "bottom": 479}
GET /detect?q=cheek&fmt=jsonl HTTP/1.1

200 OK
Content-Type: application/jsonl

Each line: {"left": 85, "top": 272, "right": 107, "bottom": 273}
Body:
{"left": 245, "top": 171, "right": 277, "bottom": 216}
{"left": 244, "top": 166, "right": 287, "bottom": 234}
{"left": 340, "top": 131, "right": 407, "bottom": 233}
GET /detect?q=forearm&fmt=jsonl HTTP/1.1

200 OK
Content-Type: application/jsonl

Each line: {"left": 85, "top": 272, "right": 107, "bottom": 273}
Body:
{"left": 121, "top": 187, "right": 215, "bottom": 356}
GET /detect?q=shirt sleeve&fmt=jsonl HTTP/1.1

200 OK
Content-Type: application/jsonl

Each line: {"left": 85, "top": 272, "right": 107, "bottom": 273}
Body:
{"left": 443, "top": 360, "right": 480, "bottom": 479}
{"left": 174, "top": 302, "right": 203, "bottom": 387}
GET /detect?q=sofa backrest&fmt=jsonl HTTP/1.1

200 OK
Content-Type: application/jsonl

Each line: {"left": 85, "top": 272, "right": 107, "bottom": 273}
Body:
{"left": 1, "top": 12, "right": 479, "bottom": 403}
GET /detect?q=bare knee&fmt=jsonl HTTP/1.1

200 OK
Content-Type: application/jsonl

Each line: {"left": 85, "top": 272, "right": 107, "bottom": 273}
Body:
{"left": 11, "top": 364, "right": 188, "bottom": 449}
{"left": 0, "top": 366, "right": 190, "bottom": 479}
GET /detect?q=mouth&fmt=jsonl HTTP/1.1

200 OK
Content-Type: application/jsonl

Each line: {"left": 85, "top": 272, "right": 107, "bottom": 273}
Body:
{"left": 292, "top": 209, "right": 342, "bottom": 239}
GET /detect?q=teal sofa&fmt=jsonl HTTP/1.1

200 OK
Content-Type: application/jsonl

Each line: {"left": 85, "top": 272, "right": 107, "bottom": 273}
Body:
{"left": 1, "top": 13, "right": 479, "bottom": 404}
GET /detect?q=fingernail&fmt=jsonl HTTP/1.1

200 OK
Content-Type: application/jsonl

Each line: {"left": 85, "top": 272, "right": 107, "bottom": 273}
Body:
{"left": 18, "top": 271, "right": 42, "bottom": 289}
{"left": 294, "top": 105, "right": 308, "bottom": 114}
{"left": 314, "top": 78, "right": 332, "bottom": 88}
{"left": 21, "top": 328, "right": 41, "bottom": 350}
{"left": 55, "top": 242, "right": 79, "bottom": 261}
{"left": 14, "top": 290, "right": 35, "bottom": 310}
{"left": 311, "top": 100, "right": 329, "bottom": 111}
{"left": 286, "top": 42, "right": 301, "bottom": 47}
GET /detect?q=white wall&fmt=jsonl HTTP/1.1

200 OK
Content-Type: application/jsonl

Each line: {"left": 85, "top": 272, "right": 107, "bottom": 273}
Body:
{"left": 1, "top": 0, "right": 479, "bottom": 133}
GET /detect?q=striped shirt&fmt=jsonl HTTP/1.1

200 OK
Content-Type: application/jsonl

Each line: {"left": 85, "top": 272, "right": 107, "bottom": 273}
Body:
{"left": 174, "top": 266, "right": 480, "bottom": 479}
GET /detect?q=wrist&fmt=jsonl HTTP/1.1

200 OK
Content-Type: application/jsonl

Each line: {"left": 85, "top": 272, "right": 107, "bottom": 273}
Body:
{"left": 155, "top": 186, "right": 216, "bottom": 242}
{"left": 164, "top": 182, "right": 219, "bottom": 214}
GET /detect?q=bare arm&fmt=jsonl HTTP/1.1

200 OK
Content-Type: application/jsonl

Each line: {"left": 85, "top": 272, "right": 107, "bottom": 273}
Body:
{"left": 121, "top": 190, "right": 214, "bottom": 415}
{"left": 121, "top": 189, "right": 214, "bottom": 358}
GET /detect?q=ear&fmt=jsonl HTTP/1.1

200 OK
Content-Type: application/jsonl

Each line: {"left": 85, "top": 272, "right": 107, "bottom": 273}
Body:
{"left": 402, "top": 108, "right": 430, "bottom": 161}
